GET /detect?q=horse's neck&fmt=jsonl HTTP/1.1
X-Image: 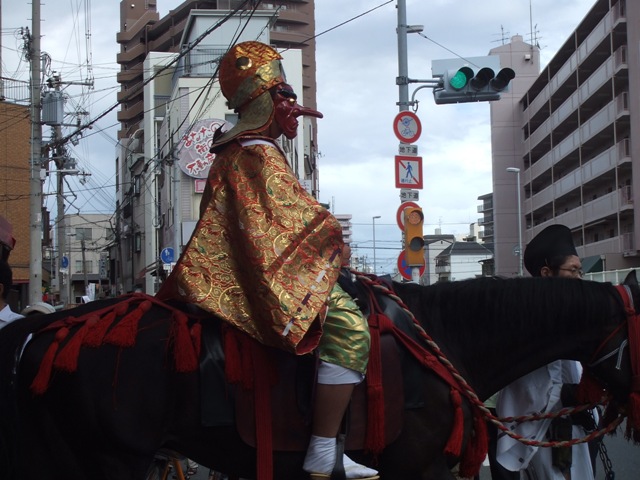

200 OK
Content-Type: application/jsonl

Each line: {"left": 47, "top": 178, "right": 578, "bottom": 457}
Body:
{"left": 466, "top": 304, "right": 615, "bottom": 401}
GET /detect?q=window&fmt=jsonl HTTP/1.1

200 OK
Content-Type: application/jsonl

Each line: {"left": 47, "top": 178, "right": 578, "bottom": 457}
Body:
{"left": 75, "top": 228, "right": 92, "bottom": 241}
{"left": 74, "top": 260, "right": 93, "bottom": 274}
{"left": 135, "top": 232, "right": 142, "bottom": 252}
{"left": 134, "top": 175, "right": 141, "bottom": 196}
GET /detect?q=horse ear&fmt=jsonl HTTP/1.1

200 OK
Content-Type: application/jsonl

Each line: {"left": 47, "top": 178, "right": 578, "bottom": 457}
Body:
{"left": 623, "top": 270, "right": 640, "bottom": 314}
{"left": 623, "top": 269, "right": 639, "bottom": 288}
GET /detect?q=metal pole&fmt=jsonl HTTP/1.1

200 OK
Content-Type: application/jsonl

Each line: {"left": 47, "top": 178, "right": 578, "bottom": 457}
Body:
{"left": 372, "top": 215, "right": 381, "bottom": 274}
{"left": 507, "top": 168, "right": 523, "bottom": 276}
{"left": 397, "top": 0, "right": 409, "bottom": 113}
{"left": 516, "top": 170, "right": 523, "bottom": 276}
{"left": 28, "top": 0, "right": 43, "bottom": 305}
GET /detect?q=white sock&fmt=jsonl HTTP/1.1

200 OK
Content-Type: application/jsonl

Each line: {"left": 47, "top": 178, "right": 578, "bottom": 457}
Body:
{"left": 303, "top": 435, "right": 378, "bottom": 478}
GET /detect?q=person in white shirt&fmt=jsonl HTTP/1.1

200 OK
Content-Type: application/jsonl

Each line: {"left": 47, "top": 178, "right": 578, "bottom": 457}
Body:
{"left": 496, "top": 224, "right": 595, "bottom": 480}
{"left": 0, "top": 259, "right": 24, "bottom": 328}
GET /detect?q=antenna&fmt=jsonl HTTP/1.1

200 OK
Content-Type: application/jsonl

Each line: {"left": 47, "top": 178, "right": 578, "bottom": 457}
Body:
{"left": 530, "top": 0, "right": 533, "bottom": 49}
{"left": 491, "top": 25, "right": 510, "bottom": 45}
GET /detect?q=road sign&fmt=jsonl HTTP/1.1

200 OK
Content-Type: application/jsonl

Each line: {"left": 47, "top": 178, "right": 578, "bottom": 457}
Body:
{"left": 61, "top": 255, "right": 69, "bottom": 269}
{"left": 395, "top": 155, "right": 423, "bottom": 189}
{"left": 397, "top": 251, "right": 426, "bottom": 281}
{"left": 160, "top": 247, "right": 175, "bottom": 264}
{"left": 396, "top": 201, "right": 420, "bottom": 231}
{"left": 393, "top": 111, "right": 422, "bottom": 144}
{"left": 400, "top": 189, "right": 419, "bottom": 201}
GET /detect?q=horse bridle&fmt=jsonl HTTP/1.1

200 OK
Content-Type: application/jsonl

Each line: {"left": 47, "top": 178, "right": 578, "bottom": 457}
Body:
{"left": 587, "top": 284, "right": 633, "bottom": 372}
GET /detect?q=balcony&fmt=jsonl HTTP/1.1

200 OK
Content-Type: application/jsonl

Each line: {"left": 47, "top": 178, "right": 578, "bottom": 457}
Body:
{"left": 117, "top": 43, "right": 147, "bottom": 64}
{"left": 117, "top": 100, "right": 144, "bottom": 123}
{"left": 435, "top": 261, "right": 451, "bottom": 274}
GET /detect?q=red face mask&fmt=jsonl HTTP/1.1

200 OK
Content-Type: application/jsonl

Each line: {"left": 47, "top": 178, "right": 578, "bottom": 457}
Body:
{"left": 272, "top": 85, "right": 323, "bottom": 139}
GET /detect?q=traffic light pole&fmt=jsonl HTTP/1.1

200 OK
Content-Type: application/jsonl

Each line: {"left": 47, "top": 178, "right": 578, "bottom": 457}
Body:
{"left": 397, "top": 0, "right": 425, "bottom": 283}
{"left": 396, "top": 0, "right": 409, "bottom": 113}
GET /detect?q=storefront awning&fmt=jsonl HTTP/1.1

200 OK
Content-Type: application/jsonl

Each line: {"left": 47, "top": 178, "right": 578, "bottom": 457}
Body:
{"left": 581, "top": 255, "right": 603, "bottom": 274}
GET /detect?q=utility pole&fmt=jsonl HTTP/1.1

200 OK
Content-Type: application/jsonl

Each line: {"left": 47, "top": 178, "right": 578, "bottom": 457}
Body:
{"left": 81, "top": 238, "right": 88, "bottom": 290}
{"left": 50, "top": 74, "right": 68, "bottom": 305}
{"left": 28, "top": 0, "right": 43, "bottom": 305}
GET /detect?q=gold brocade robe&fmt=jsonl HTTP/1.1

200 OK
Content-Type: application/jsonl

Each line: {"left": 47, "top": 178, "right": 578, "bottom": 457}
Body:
{"left": 158, "top": 137, "right": 343, "bottom": 354}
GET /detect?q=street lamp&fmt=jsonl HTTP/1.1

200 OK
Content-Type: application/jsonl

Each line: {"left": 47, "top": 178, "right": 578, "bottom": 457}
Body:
{"left": 372, "top": 216, "right": 381, "bottom": 274}
{"left": 506, "top": 167, "right": 523, "bottom": 276}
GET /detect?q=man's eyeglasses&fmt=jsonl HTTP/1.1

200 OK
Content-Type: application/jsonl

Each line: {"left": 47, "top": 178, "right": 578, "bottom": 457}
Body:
{"left": 558, "top": 267, "right": 584, "bottom": 278}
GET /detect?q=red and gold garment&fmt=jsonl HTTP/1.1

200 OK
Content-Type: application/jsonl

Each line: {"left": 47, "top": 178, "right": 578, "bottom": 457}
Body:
{"left": 158, "top": 137, "right": 343, "bottom": 354}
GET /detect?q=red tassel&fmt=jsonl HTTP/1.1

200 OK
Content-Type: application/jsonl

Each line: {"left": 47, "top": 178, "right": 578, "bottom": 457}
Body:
{"left": 83, "top": 312, "right": 116, "bottom": 347}
{"left": 459, "top": 412, "right": 489, "bottom": 478}
{"left": 172, "top": 311, "right": 198, "bottom": 372}
{"left": 444, "top": 388, "right": 464, "bottom": 457}
{"left": 224, "top": 326, "right": 245, "bottom": 386}
{"left": 191, "top": 322, "right": 202, "bottom": 360}
{"left": 626, "top": 392, "right": 640, "bottom": 437}
{"left": 364, "top": 313, "right": 385, "bottom": 454}
{"left": 54, "top": 322, "right": 90, "bottom": 372}
{"left": 30, "top": 327, "right": 70, "bottom": 395}
{"left": 104, "top": 300, "right": 151, "bottom": 347}
{"left": 576, "top": 372, "right": 607, "bottom": 404}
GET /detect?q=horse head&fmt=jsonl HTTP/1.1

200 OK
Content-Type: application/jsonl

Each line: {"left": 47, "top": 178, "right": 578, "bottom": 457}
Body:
{"left": 584, "top": 270, "right": 640, "bottom": 437}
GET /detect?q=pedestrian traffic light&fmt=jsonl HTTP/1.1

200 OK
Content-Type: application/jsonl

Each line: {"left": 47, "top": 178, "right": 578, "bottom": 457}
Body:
{"left": 404, "top": 207, "right": 425, "bottom": 266}
{"left": 433, "top": 65, "right": 515, "bottom": 105}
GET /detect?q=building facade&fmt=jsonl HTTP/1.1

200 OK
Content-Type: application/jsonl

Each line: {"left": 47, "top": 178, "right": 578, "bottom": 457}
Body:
{"left": 489, "top": 0, "right": 639, "bottom": 275}
{"left": 62, "top": 214, "right": 114, "bottom": 304}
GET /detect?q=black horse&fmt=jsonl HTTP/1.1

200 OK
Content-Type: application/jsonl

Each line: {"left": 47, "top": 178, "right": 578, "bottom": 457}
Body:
{"left": 0, "top": 274, "right": 637, "bottom": 480}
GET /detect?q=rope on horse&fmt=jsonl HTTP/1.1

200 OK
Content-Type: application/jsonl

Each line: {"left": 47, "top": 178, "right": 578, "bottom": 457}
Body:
{"left": 352, "top": 271, "right": 628, "bottom": 450}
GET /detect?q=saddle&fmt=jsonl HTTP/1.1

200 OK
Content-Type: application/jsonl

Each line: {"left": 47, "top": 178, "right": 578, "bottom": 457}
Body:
{"left": 198, "top": 275, "right": 427, "bottom": 452}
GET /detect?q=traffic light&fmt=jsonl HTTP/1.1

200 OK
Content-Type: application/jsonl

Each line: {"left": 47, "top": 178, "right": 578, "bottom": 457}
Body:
{"left": 433, "top": 65, "right": 515, "bottom": 105}
{"left": 404, "top": 207, "right": 425, "bottom": 266}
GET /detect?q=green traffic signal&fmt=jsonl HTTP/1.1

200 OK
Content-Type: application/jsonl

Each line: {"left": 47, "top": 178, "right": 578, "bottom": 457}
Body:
{"left": 448, "top": 66, "right": 473, "bottom": 90}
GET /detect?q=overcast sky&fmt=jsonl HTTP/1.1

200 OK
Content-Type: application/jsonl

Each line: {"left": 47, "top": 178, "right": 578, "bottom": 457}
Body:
{"left": 2, "top": 0, "right": 596, "bottom": 275}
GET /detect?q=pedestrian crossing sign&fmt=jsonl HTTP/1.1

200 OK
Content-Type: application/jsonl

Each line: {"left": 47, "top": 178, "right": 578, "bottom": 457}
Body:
{"left": 395, "top": 155, "right": 423, "bottom": 189}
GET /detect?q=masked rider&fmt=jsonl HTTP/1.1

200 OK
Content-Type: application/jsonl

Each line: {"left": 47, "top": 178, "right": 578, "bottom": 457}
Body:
{"left": 159, "top": 41, "right": 377, "bottom": 480}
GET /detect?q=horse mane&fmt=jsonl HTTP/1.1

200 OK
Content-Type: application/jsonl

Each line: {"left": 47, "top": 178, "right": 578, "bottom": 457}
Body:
{"left": 393, "top": 276, "right": 619, "bottom": 357}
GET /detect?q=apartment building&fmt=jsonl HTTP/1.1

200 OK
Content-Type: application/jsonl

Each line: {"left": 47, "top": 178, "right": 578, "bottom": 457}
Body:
{"left": 489, "top": 0, "right": 639, "bottom": 276}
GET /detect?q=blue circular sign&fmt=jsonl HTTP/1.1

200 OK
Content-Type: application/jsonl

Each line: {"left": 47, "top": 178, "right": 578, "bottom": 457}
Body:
{"left": 160, "top": 247, "right": 175, "bottom": 264}
{"left": 61, "top": 256, "right": 69, "bottom": 269}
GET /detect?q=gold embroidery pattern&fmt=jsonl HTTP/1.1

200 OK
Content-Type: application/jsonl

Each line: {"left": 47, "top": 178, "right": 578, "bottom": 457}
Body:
{"left": 162, "top": 141, "right": 342, "bottom": 354}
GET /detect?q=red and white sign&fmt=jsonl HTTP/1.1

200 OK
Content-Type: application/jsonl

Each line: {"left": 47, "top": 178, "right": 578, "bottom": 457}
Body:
{"left": 393, "top": 111, "right": 422, "bottom": 144}
{"left": 176, "top": 118, "right": 233, "bottom": 178}
{"left": 395, "top": 155, "right": 423, "bottom": 189}
{"left": 396, "top": 201, "right": 420, "bottom": 231}
{"left": 397, "top": 251, "right": 426, "bottom": 281}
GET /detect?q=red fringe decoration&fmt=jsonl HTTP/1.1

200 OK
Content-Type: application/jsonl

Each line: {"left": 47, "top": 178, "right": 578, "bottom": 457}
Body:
{"left": 54, "top": 322, "right": 91, "bottom": 372}
{"left": 251, "top": 340, "right": 274, "bottom": 480}
{"left": 458, "top": 412, "right": 489, "bottom": 478}
{"left": 30, "top": 326, "right": 70, "bottom": 394}
{"left": 576, "top": 372, "right": 607, "bottom": 404}
{"left": 82, "top": 311, "right": 117, "bottom": 347}
{"left": 104, "top": 300, "right": 152, "bottom": 347}
{"left": 626, "top": 391, "right": 640, "bottom": 442}
{"left": 222, "top": 325, "right": 246, "bottom": 388}
{"left": 444, "top": 388, "right": 464, "bottom": 457}
{"left": 171, "top": 311, "right": 198, "bottom": 372}
{"left": 364, "top": 313, "right": 385, "bottom": 454}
